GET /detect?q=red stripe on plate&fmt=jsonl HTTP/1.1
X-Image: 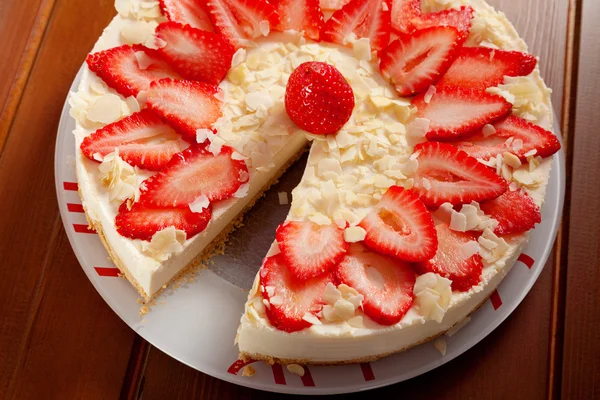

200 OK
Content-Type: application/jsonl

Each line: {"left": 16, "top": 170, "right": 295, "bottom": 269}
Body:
{"left": 272, "top": 364, "right": 286, "bottom": 385}
{"left": 63, "top": 182, "right": 78, "bottom": 191}
{"left": 490, "top": 289, "right": 502, "bottom": 310}
{"left": 67, "top": 203, "right": 85, "bottom": 213}
{"left": 360, "top": 362, "right": 375, "bottom": 381}
{"left": 226, "top": 359, "right": 256, "bottom": 375}
{"left": 301, "top": 366, "right": 315, "bottom": 387}
{"left": 518, "top": 253, "right": 535, "bottom": 269}
{"left": 73, "top": 224, "right": 95, "bottom": 234}
{"left": 94, "top": 267, "right": 120, "bottom": 277}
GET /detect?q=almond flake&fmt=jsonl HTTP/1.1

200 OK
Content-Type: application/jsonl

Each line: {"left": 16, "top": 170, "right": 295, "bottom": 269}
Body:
{"left": 347, "top": 315, "right": 364, "bottom": 328}
{"left": 433, "top": 337, "right": 447, "bottom": 356}
{"left": 287, "top": 364, "right": 305, "bottom": 377}
{"left": 482, "top": 124, "right": 496, "bottom": 137}
{"left": 269, "top": 295, "right": 283, "bottom": 305}
{"left": 302, "top": 312, "right": 322, "bottom": 325}
{"left": 450, "top": 211, "right": 467, "bottom": 232}
{"left": 424, "top": 86, "right": 436, "bottom": 104}
{"left": 189, "top": 194, "right": 210, "bottom": 213}
{"left": 233, "top": 183, "right": 250, "bottom": 198}
{"left": 344, "top": 226, "right": 367, "bottom": 243}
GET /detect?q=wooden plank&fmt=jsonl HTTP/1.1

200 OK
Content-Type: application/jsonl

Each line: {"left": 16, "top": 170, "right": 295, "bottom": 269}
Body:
{"left": 137, "top": 0, "right": 570, "bottom": 397}
{"left": 0, "top": 0, "right": 137, "bottom": 397}
{"left": 0, "top": 0, "right": 53, "bottom": 154}
{"left": 561, "top": 0, "right": 600, "bottom": 396}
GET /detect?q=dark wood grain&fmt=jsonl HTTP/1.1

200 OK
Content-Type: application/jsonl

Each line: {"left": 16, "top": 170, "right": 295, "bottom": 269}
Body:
{"left": 561, "top": 0, "right": 600, "bottom": 397}
{"left": 0, "top": 0, "right": 53, "bottom": 154}
{"left": 0, "top": 0, "right": 135, "bottom": 398}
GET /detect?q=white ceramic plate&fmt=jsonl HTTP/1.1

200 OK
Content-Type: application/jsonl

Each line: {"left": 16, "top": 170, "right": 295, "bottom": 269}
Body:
{"left": 55, "top": 67, "right": 565, "bottom": 395}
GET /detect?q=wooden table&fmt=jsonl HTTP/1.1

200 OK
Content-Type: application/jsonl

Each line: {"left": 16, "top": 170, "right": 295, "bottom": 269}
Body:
{"left": 1, "top": 0, "right": 598, "bottom": 398}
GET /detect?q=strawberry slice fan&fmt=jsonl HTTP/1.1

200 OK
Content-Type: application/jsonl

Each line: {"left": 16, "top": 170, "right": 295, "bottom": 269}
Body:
{"left": 78, "top": 0, "right": 561, "bottom": 366}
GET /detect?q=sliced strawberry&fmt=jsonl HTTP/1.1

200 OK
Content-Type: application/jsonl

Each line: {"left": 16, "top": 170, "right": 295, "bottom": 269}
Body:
{"left": 159, "top": 0, "right": 214, "bottom": 31}
{"left": 380, "top": 26, "right": 460, "bottom": 97}
{"left": 415, "top": 223, "right": 483, "bottom": 292}
{"left": 320, "top": 0, "right": 351, "bottom": 11}
{"left": 86, "top": 45, "right": 180, "bottom": 98}
{"left": 146, "top": 78, "right": 223, "bottom": 141}
{"left": 139, "top": 144, "right": 249, "bottom": 207}
{"left": 479, "top": 189, "right": 541, "bottom": 235}
{"left": 412, "top": 142, "right": 508, "bottom": 208}
{"left": 204, "top": 0, "right": 280, "bottom": 47}
{"left": 273, "top": 0, "right": 324, "bottom": 41}
{"left": 410, "top": 6, "right": 474, "bottom": 42}
{"left": 453, "top": 115, "right": 561, "bottom": 162}
{"left": 359, "top": 186, "right": 437, "bottom": 262}
{"left": 275, "top": 221, "right": 349, "bottom": 281}
{"left": 320, "top": 0, "right": 392, "bottom": 51}
{"left": 115, "top": 201, "right": 212, "bottom": 241}
{"left": 413, "top": 86, "right": 512, "bottom": 140}
{"left": 437, "top": 47, "right": 537, "bottom": 91}
{"left": 336, "top": 243, "right": 416, "bottom": 325}
{"left": 260, "top": 254, "right": 333, "bottom": 332}
{"left": 390, "top": 0, "right": 420, "bottom": 33}
{"left": 155, "top": 22, "right": 235, "bottom": 84}
{"left": 80, "top": 110, "right": 187, "bottom": 171}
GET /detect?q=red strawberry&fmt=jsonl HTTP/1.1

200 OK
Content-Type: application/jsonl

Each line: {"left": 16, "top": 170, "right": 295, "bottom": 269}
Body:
{"left": 139, "top": 144, "right": 249, "bottom": 207}
{"left": 479, "top": 189, "right": 541, "bottom": 235}
{"left": 412, "top": 86, "right": 512, "bottom": 140}
{"left": 86, "top": 45, "right": 180, "bottom": 98}
{"left": 273, "top": 0, "right": 324, "bottom": 41}
{"left": 204, "top": 0, "right": 281, "bottom": 47}
{"left": 159, "top": 0, "right": 214, "bottom": 31}
{"left": 320, "top": 0, "right": 351, "bottom": 11}
{"left": 275, "top": 221, "right": 349, "bottom": 281}
{"left": 437, "top": 47, "right": 537, "bottom": 91}
{"left": 285, "top": 61, "right": 355, "bottom": 135}
{"left": 410, "top": 6, "right": 475, "bottom": 42}
{"left": 453, "top": 115, "right": 561, "bottom": 162}
{"left": 80, "top": 110, "right": 188, "bottom": 171}
{"left": 336, "top": 243, "right": 416, "bottom": 325}
{"left": 321, "top": 0, "right": 392, "bottom": 51}
{"left": 390, "top": 0, "right": 421, "bottom": 33}
{"left": 412, "top": 142, "right": 508, "bottom": 208}
{"left": 380, "top": 26, "right": 460, "bottom": 97}
{"left": 359, "top": 186, "right": 438, "bottom": 262}
{"left": 260, "top": 254, "right": 334, "bottom": 332}
{"left": 415, "top": 223, "right": 483, "bottom": 291}
{"left": 155, "top": 22, "right": 235, "bottom": 84}
{"left": 146, "top": 78, "right": 223, "bottom": 141}
{"left": 115, "top": 201, "right": 212, "bottom": 241}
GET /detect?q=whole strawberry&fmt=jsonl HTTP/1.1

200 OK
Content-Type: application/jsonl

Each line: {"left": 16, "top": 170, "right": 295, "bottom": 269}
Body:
{"left": 285, "top": 61, "right": 355, "bottom": 135}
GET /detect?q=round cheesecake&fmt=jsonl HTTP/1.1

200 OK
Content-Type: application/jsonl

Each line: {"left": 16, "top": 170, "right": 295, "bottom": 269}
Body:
{"left": 70, "top": 0, "right": 559, "bottom": 366}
